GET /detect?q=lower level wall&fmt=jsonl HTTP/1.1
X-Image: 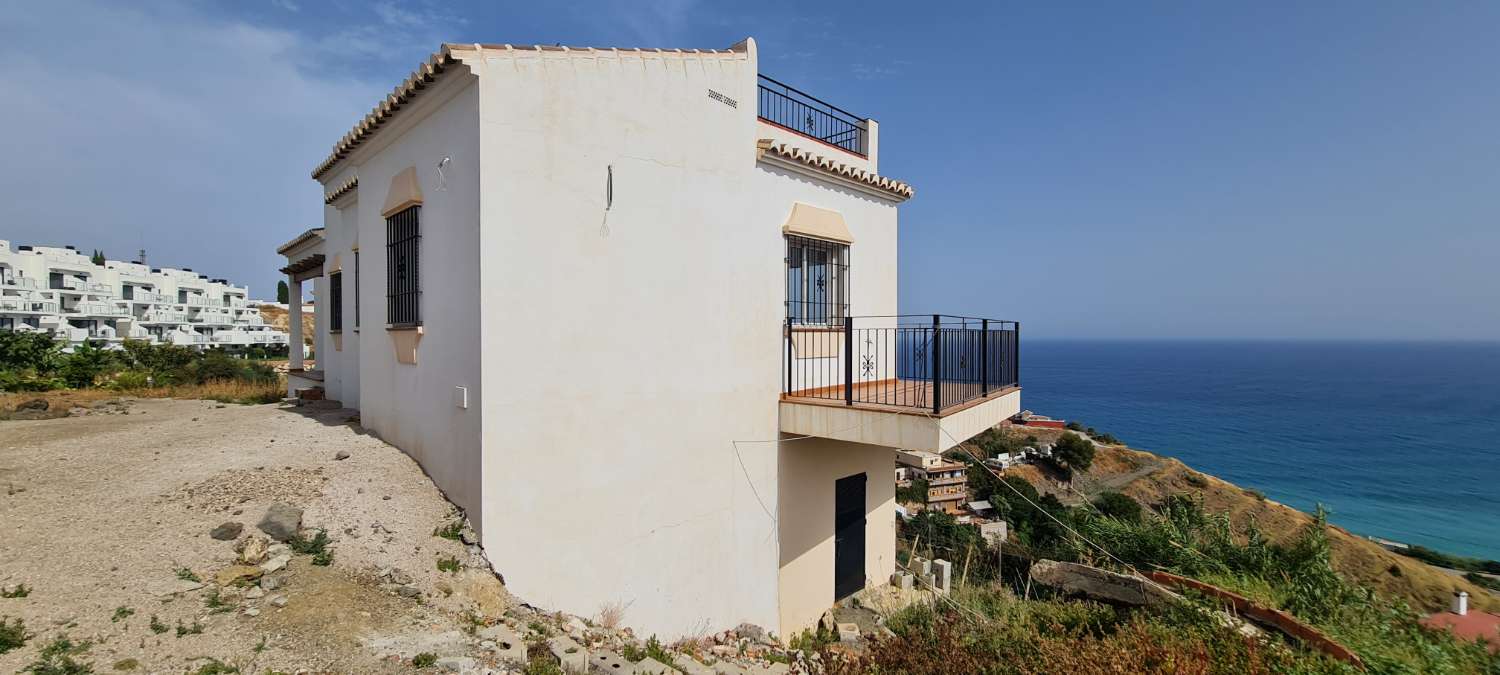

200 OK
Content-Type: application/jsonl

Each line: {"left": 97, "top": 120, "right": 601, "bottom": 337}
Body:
{"left": 777, "top": 437, "right": 896, "bottom": 636}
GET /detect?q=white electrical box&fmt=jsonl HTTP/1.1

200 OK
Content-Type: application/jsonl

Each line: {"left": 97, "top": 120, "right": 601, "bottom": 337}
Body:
{"left": 454, "top": 386, "right": 468, "bottom": 409}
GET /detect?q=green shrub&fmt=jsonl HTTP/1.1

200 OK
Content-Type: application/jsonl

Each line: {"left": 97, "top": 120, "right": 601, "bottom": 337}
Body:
{"left": 1052, "top": 432, "right": 1095, "bottom": 472}
{"left": 1464, "top": 572, "right": 1500, "bottom": 592}
{"left": 57, "top": 341, "right": 116, "bottom": 388}
{"left": 1091, "top": 491, "right": 1142, "bottom": 523}
{"left": 0, "top": 616, "right": 26, "bottom": 654}
{"left": 23, "top": 635, "right": 92, "bottom": 674}
{"left": 2, "top": 584, "right": 31, "bottom": 598}
{"left": 895, "top": 478, "right": 929, "bottom": 505}
{"left": 436, "top": 556, "right": 461, "bottom": 574}
{"left": 411, "top": 652, "right": 437, "bottom": 668}
{"left": 191, "top": 352, "right": 242, "bottom": 384}
{"left": 287, "top": 530, "right": 329, "bottom": 557}
{"left": 0, "top": 332, "right": 60, "bottom": 372}
{"left": 0, "top": 370, "right": 65, "bottom": 393}
{"left": 104, "top": 370, "right": 152, "bottom": 390}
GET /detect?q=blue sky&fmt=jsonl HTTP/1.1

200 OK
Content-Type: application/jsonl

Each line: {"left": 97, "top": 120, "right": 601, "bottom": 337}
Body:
{"left": 2, "top": 1, "right": 1495, "bottom": 339}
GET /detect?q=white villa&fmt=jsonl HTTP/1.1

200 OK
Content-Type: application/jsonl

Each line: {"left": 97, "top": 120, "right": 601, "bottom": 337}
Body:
{"left": 280, "top": 38, "right": 1021, "bottom": 638}
{"left": 0, "top": 241, "right": 288, "bottom": 350}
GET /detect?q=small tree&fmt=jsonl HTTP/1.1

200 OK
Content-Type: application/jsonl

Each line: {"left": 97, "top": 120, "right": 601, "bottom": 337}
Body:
{"left": 91, "top": 249, "right": 106, "bottom": 266}
{"left": 58, "top": 341, "right": 116, "bottom": 388}
{"left": 896, "top": 478, "right": 929, "bottom": 505}
{"left": 276, "top": 280, "right": 289, "bottom": 304}
{"left": 1052, "top": 432, "right": 1095, "bottom": 472}
{"left": 1092, "top": 490, "right": 1142, "bottom": 522}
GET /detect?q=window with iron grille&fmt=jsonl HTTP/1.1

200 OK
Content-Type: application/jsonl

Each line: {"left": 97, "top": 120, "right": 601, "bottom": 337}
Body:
{"left": 329, "top": 271, "right": 343, "bottom": 332}
{"left": 353, "top": 251, "right": 360, "bottom": 328}
{"left": 386, "top": 206, "right": 421, "bottom": 326}
{"left": 785, "top": 235, "right": 848, "bottom": 326}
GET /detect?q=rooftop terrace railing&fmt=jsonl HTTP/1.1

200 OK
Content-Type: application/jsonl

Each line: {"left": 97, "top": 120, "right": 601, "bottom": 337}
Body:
{"left": 784, "top": 314, "right": 1020, "bottom": 414}
{"left": 758, "top": 74, "right": 868, "bottom": 157}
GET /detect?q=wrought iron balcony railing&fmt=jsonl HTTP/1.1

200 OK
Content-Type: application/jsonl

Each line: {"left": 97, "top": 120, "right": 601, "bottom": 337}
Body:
{"left": 758, "top": 75, "right": 868, "bottom": 157}
{"left": 784, "top": 314, "right": 1020, "bottom": 415}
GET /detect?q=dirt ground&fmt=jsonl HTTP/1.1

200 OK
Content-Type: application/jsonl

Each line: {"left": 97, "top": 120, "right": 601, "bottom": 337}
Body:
{"left": 0, "top": 398, "right": 516, "bottom": 673}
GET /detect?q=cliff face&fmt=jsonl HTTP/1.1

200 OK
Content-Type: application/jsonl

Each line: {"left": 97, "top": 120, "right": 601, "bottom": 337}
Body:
{"left": 257, "top": 304, "right": 314, "bottom": 345}
{"left": 1000, "top": 425, "right": 1498, "bottom": 614}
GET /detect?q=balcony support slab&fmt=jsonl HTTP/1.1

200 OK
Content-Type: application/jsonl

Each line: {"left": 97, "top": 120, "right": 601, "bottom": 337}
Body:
{"left": 779, "top": 387, "right": 1020, "bottom": 453}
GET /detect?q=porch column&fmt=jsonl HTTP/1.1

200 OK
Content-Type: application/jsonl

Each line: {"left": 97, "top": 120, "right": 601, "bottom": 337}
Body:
{"left": 288, "top": 275, "right": 303, "bottom": 370}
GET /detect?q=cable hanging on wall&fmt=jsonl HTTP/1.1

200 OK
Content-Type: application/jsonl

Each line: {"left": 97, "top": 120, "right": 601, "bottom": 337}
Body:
{"left": 599, "top": 164, "right": 613, "bottom": 238}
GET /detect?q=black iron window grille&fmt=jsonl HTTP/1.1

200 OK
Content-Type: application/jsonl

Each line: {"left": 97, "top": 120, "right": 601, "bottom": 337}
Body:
{"left": 786, "top": 235, "right": 848, "bottom": 327}
{"left": 353, "top": 250, "right": 360, "bottom": 328}
{"left": 386, "top": 206, "right": 421, "bottom": 326}
{"left": 757, "top": 75, "right": 869, "bottom": 157}
{"left": 329, "top": 271, "right": 343, "bottom": 332}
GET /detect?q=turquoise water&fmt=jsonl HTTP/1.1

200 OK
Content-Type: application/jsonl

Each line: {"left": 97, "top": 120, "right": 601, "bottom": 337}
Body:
{"left": 1018, "top": 340, "right": 1500, "bottom": 561}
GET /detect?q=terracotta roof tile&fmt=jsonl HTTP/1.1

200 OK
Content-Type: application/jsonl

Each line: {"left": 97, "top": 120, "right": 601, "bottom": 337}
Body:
{"left": 755, "top": 139, "right": 915, "bottom": 201}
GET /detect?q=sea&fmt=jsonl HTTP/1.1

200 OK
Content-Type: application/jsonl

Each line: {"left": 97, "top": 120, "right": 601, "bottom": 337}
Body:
{"left": 1018, "top": 340, "right": 1500, "bottom": 561}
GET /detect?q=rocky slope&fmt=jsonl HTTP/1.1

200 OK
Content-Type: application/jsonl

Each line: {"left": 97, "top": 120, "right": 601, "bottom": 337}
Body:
{"left": 1001, "top": 424, "right": 1498, "bottom": 614}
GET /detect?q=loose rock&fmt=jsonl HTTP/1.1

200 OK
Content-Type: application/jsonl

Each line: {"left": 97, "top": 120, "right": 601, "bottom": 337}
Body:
{"left": 333, "top": 450, "right": 350, "bottom": 461}
{"left": 240, "top": 536, "right": 269, "bottom": 564}
{"left": 256, "top": 502, "right": 303, "bottom": 542}
{"left": 209, "top": 522, "right": 244, "bottom": 541}
{"left": 215, "top": 565, "right": 264, "bottom": 586}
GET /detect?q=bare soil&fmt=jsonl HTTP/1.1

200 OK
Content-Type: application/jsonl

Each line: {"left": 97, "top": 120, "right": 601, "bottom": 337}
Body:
{"left": 0, "top": 398, "right": 515, "bottom": 673}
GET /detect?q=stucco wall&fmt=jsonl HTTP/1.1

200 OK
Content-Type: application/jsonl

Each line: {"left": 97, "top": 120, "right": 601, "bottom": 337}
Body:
{"left": 318, "top": 74, "right": 486, "bottom": 533}
{"left": 470, "top": 45, "right": 785, "bottom": 638}
{"left": 317, "top": 201, "right": 362, "bottom": 409}
{"left": 776, "top": 438, "right": 897, "bottom": 635}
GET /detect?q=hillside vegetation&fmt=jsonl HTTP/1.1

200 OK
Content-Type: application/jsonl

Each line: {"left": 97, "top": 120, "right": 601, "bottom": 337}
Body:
{"left": 1002, "top": 425, "right": 1497, "bottom": 614}
{"left": 842, "top": 425, "right": 1500, "bottom": 674}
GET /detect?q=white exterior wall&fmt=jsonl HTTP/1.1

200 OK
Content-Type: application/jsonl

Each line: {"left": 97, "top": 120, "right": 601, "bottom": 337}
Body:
{"left": 471, "top": 46, "right": 783, "bottom": 637}
{"left": 316, "top": 202, "right": 362, "bottom": 408}
{"left": 303, "top": 39, "right": 916, "bottom": 640}
{"left": 317, "top": 74, "right": 486, "bottom": 532}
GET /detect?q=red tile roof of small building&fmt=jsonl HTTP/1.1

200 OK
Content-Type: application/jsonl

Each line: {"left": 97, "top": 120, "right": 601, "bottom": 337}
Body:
{"left": 1421, "top": 611, "right": 1500, "bottom": 652}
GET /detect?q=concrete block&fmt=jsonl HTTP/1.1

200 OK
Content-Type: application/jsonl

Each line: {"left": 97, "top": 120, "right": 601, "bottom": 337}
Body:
{"left": 477, "top": 623, "right": 527, "bottom": 664}
{"left": 588, "top": 651, "right": 630, "bottom": 672}
{"left": 910, "top": 556, "right": 932, "bottom": 576}
{"left": 837, "top": 622, "right": 861, "bottom": 643}
{"left": 932, "top": 559, "right": 953, "bottom": 595}
{"left": 633, "top": 656, "right": 677, "bottom": 674}
{"left": 890, "top": 572, "right": 914, "bottom": 590}
{"left": 710, "top": 660, "right": 749, "bottom": 675}
{"left": 921, "top": 573, "right": 936, "bottom": 590}
{"left": 548, "top": 635, "right": 590, "bottom": 672}
{"left": 674, "top": 658, "right": 718, "bottom": 675}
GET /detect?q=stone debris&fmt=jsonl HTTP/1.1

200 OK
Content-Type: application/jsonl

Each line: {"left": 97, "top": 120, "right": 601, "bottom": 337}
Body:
{"left": 245, "top": 586, "right": 266, "bottom": 600}
{"left": 209, "top": 521, "right": 244, "bottom": 540}
{"left": 215, "top": 565, "right": 264, "bottom": 587}
{"left": 334, "top": 450, "right": 351, "bottom": 461}
{"left": 548, "top": 635, "right": 590, "bottom": 672}
{"left": 240, "top": 536, "right": 269, "bottom": 564}
{"left": 256, "top": 502, "right": 304, "bottom": 542}
{"left": 269, "top": 595, "right": 288, "bottom": 607}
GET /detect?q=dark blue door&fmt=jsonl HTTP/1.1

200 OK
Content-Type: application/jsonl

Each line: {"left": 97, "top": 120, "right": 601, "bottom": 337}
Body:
{"left": 834, "top": 472, "right": 866, "bottom": 600}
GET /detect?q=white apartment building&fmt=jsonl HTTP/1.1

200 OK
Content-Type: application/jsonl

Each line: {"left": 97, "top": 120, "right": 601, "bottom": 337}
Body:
{"left": 0, "top": 241, "right": 288, "bottom": 350}
{"left": 280, "top": 38, "right": 1021, "bottom": 638}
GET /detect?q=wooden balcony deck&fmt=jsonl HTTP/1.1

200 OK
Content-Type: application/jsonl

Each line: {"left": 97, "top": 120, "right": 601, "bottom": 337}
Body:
{"left": 783, "top": 378, "right": 1019, "bottom": 417}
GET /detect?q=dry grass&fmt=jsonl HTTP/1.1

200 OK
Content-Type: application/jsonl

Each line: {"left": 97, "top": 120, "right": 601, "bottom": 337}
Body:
{"left": 595, "top": 601, "right": 627, "bottom": 630}
{"left": 1078, "top": 444, "right": 1500, "bottom": 615}
{"left": 1, "top": 378, "right": 283, "bottom": 414}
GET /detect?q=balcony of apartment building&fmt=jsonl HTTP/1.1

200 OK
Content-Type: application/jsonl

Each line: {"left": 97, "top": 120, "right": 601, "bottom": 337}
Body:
{"left": 73, "top": 302, "right": 129, "bottom": 317}
{"left": 780, "top": 314, "right": 1022, "bottom": 453}
{"left": 0, "top": 298, "right": 58, "bottom": 315}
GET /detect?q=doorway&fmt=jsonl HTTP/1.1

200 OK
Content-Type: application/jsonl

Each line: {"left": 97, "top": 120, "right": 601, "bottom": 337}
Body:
{"left": 834, "top": 472, "right": 866, "bottom": 600}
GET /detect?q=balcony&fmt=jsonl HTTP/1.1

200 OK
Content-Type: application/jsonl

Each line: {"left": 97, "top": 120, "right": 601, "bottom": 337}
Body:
{"left": 0, "top": 299, "right": 58, "bottom": 314}
{"left": 758, "top": 75, "right": 868, "bottom": 157}
{"left": 780, "top": 315, "right": 1022, "bottom": 452}
{"left": 73, "top": 302, "right": 128, "bottom": 317}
